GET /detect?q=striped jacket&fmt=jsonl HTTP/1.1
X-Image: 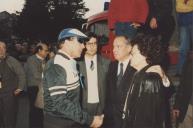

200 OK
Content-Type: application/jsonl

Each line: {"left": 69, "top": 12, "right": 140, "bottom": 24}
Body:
{"left": 43, "top": 52, "right": 93, "bottom": 125}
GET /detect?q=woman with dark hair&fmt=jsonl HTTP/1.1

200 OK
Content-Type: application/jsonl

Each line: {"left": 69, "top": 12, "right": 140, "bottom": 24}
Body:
{"left": 131, "top": 34, "right": 164, "bottom": 66}
{"left": 121, "top": 34, "right": 174, "bottom": 128}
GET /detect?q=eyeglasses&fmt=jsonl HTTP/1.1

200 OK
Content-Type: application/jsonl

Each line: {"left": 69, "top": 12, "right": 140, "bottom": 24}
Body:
{"left": 78, "top": 38, "right": 89, "bottom": 44}
{"left": 86, "top": 42, "right": 97, "bottom": 46}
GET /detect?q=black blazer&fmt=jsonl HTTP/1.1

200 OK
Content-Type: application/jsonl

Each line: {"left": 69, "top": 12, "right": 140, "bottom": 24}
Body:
{"left": 77, "top": 55, "right": 110, "bottom": 115}
{"left": 104, "top": 60, "right": 136, "bottom": 128}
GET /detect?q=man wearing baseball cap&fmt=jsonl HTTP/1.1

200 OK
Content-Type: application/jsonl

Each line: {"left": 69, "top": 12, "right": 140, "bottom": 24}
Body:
{"left": 43, "top": 28, "right": 103, "bottom": 128}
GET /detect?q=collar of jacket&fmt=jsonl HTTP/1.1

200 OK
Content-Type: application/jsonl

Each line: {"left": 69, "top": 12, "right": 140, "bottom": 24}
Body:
{"left": 56, "top": 52, "right": 70, "bottom": 60}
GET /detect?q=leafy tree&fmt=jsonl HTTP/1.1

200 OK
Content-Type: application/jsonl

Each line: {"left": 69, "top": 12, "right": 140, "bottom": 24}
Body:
{"left": 46, "top": 0, "right": 88, "bottom": 40}
{"left": 16, "top": 0, "right": 88, "bottom": 42}
{"left": 16, "top": 0, "right": 50, "bottom": 41}
{"left": 0, "top": 11, "right": 17, "bottom": 42}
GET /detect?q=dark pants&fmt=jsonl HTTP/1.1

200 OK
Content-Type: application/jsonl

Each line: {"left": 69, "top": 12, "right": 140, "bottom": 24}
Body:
{"left": 103, "top": 108, "right": 122, "bottom": 128}
{"left": 165, "top": 101, "right": 172, "bottom": 128}
{"left": 28, "top": 86, "right": 43, "bottom": 128}
{"left": 44, "top": 114, "right": 83, "bottom": 128}
{"left": 0, "top": 93, "right": 18, "bottom": 128}
{"left": 115, "top": 22, "right": 138, "bottom": 39}
{"left": 142, "top": 16, "right": 175, "bottom": 71}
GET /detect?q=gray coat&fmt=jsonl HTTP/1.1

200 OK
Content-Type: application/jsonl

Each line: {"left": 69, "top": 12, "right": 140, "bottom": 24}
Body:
{"left": 4, "top": 56, "right": 26, "bottom": 90}
{"left": 77, "top": 55, "right": 110, "bottom": 115}
{"left": 25, "top": 55, "right": 44, "bottom": 87}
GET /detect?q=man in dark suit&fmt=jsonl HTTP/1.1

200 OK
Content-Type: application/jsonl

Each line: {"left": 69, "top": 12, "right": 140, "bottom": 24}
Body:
{"left": 104, "top": 36, "right": 136, "bottom": 128}
{"left": 77, "top": 32, "right": 110, "bottom": 127}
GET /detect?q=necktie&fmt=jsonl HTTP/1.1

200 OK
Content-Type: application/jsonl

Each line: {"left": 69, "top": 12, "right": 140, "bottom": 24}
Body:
{"left": 0, "top": 74, "right": 2, "bottom": 89}
{"left": 90, "top": 60, "right": 94, "bottom": 71}
{"left": 42, "top": 61, "right": 46, "bottom": 69}
{"left": 117, "top": 63, "right": 123, "bottom": 87}
{"left": 41, "top": 60, "right": 46, "bottom": 78}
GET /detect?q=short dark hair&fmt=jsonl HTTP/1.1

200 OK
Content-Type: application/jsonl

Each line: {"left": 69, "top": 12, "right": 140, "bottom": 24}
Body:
{"left": 34, "top": 42, "right": 48, "bottom": 53}
{"left": 131, "top": 34, "right": 164, "bottom": 65}
{"left": 85, "top": 32, "right": 98, "bottom": 40}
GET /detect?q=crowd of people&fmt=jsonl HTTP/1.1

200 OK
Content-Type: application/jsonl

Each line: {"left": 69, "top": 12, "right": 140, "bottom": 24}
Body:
{"left": 0, "top": 0, "right": 192, "bottom": 128}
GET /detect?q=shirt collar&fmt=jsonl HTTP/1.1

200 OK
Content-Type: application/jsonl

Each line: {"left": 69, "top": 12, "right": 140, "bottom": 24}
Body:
{"left": 118, "top": 56, "right": 131, "bottom": 67}
{"left": 36, "top": 54, "right": 44, "bottom": 61}
{"left": 58, "top": 50, "right": 73, "bottom": 60}
{"left": 85, "top": 55, "right": 97, "bottom": 62}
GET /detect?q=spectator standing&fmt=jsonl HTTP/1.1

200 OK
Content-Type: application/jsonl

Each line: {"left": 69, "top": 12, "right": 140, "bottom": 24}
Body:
{"left": 108, "top": 0, "right": 149, "bottom": 38}
{"left": 0, "top": 41, "right": 26, "bottom": 128}
{"left": 142, "top": 0, "right": 175, "bottom": 71}
{"left": 77, "top": 32, "right": 110, "bottom": 127}
{"left": 25, "top": 42, "right": 49, "bottom": 128}
{"left": 43, "top": 28, "right": 103, "bottom": 128}
{"left": 176, "top": 0, "right": 193, "bottom": 75}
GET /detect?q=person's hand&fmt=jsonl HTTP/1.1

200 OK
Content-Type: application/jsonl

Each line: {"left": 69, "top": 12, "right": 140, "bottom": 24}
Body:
{"left": 110, "top": 29, "right": 115, "bottom": 34}
{"left": 131, "top": 22, "right": 141, "bottom": 28}
{"left": 90, "top": 115, "right": 104, "bottom": 128}
{"left": 172, "top": 109, "right": 180, "bottom": 121}
{"left": 147, "top": 65, "right": 170, "bottom": 87}
{"left": 147, "top": 65, "right": 164, "bottom": 78}
{"left": 150, "top": 17, "right": 158, "bottom": 29}
{"left": 14, "top": 88, "right": 22, "bottom": 96}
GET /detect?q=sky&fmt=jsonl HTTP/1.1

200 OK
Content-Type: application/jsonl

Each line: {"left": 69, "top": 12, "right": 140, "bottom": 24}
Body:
{"left": 84, "top": 0, "right": 110, "bottom": 18}
{"left": 0, "top": 0, "right": 25, "bottom": 14}
{"left": 0, "top": 0, "right": 110, "bottom": 18}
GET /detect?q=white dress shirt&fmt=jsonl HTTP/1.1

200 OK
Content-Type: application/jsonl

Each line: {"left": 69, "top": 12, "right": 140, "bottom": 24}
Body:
{"left": 117, "top": 57, "right": 130, "bottom": 76}
{"left": 85, "top": 55, "right": 99, "bottom": 103}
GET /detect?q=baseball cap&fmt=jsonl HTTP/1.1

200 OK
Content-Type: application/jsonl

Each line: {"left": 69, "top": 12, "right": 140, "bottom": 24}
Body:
{"left": 58, "top": 28, "right": 88, "bottom": 43}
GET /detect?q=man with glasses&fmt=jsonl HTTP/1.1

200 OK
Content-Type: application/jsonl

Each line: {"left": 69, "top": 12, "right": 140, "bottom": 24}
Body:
{"left": 43, "top": 28, "right": 103, "bottom": 128}
{"left": 77, "top": 32, "right": 110, "bottom": 127}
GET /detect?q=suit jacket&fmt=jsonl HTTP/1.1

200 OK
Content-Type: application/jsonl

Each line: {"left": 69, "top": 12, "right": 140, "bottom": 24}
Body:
{"left": 77, "top": 55, "right": 110, "bottom": 115}
{"left": 124, "top": 67, "right": 166, "bottom": 128}
{"left": 104, "top": 60, "right": 136, "bottom": 128}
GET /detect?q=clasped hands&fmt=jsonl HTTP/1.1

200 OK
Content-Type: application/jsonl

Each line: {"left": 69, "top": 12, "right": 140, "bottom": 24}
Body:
{"left": 90, "top": 114, "right": 104, "bottom": 128}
